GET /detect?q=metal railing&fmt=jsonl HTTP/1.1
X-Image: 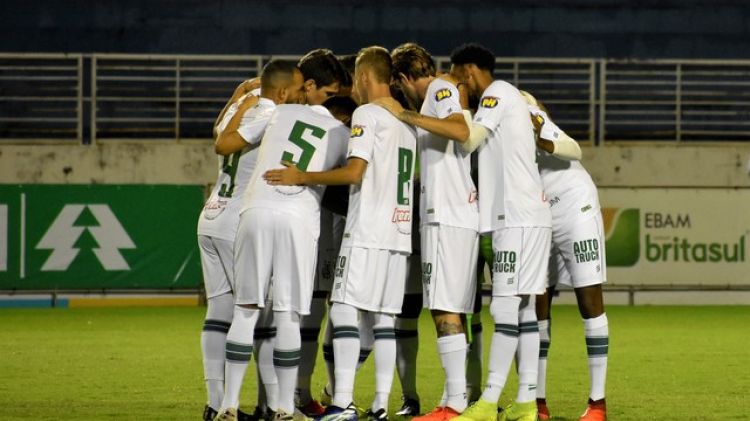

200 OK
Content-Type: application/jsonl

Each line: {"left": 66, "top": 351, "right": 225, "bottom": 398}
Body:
{"left": 2, "top": 53, "right": 750, "bottom": 144}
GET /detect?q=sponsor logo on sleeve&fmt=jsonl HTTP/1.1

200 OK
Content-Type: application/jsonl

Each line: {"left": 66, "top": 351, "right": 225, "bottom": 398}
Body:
{"left": 435, "top": 88, "right": 452, "bottom": 102}
{"left": 480, "top": 96, "right": 499, "bottom": 108}
{"left": 350, "top": 125, "right": 365, "bottom": 138}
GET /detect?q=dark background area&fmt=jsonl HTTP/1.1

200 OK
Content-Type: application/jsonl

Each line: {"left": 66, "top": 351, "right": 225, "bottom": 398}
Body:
{"left": 3, "top": 0, "right": 750, "bottom": 58}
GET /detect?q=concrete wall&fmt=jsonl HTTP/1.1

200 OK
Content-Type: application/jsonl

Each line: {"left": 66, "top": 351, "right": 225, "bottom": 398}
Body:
{"left": 1, "top": 143, "right": 750, "bottom": 187}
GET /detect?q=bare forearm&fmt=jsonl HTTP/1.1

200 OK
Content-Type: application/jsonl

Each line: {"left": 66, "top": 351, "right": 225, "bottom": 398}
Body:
{"left": 301, "top": 166, "right": 361, "bottom": 186}
{"left": 398, "top": 110, "right": 469, "bottom": 143}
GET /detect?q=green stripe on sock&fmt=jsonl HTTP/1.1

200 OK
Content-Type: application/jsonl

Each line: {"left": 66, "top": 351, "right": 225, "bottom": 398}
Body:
{"left": 226, "top": 341, "right": 253, "bottom": 362}
{"left": 373, "top": 328, "right": 396, "bottom": 340}
{"left": 226, "top": 342, "right": 253, "bottom": 353}
{"left": 519, "top": 321, "right": 539, "bottom": 333}
{"left": 494, "top": 323, "right": 519, "bottom": 337}
{"left": 585, "top": 336, "right": 609, "bottom": 346}
{"left": 333, "top": 326, "right": 359, "bottom": 339}
{"left": 587, "top": 345, "right": 609, "bottom": 356}
{"left": 539, "top": 340, "right": 550, "bottom": 358}
{"left": 273, "top": 349, "right": 301, "bottom": 367}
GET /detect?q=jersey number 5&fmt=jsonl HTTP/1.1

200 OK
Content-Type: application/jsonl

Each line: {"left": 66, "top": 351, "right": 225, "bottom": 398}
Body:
{"left": 281, "top": 121, "right": 325, "bottom": 171}
{"left": 397, "top": 147, "right": 414, "bottom": 205}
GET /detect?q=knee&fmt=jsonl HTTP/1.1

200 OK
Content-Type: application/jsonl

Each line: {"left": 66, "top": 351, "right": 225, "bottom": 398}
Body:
{"left": 329, "top": 303, "right": 358, "bottom": 326}
{"left": 489, "top": 296, "right": 521, "bottom": 324}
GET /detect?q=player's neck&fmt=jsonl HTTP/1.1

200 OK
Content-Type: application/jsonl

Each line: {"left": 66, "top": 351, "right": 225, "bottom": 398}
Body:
{"left": 476, "top": 73, "right": 494, "bottom": 94}
{"left": 417, "top": 76, "right": 435, "bottom": 101}
{"left": 366, "top": 83, "right": 391, "bottom": 102}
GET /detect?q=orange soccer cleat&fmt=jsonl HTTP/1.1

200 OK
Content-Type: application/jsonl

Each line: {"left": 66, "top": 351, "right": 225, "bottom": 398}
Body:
{"left": 536, "top": 399, "right": 550, "bottom": 421}
{"left": 413, "top": 406, "right": 460, "bottom": 421}
{"left": 579, "top": 399, "right": 606, "bottom": 421}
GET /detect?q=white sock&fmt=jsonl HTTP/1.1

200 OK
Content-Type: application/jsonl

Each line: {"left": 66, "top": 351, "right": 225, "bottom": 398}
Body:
{"left": 466, "top": 319, "right": 483, "bottom": 402}
{"left": 516, "top": 300, "right": 539, "bottom": 403}
{"left": 274, "top": 311, "right": 302, "bottom": 414}
{"left": 221, "top": 306, "right": 259, "bottom": 410}
{"left": 537, "top": 319, "right": 551, "bottom": 400}
{"left": 330, "top": 303, "right": 360, "bottom": 408}
{"left": 395, "top": 317, "right": 419, "bottom": 400}
{"left": 358, "top": 312, "right": 374, "bottom": 370}
{"left": 481, "top": 296, "right": 521, "bottom": 403}
{"left": 584, "top": 313, "right": 608, "bottom": 401}
{"left": 372, "top": 312, "right": 396, "bottom": 412}
{"left": 201, "top": 293, "right": 233, "bottom": 410}
{"left": 255, "top": 306, "right": 278, "bottom": 411}
{"left": 298, "top": 297, "right": 326, "bottom": 405}
{"left": 439, "top": 334, "right": 467, "bottom": 412}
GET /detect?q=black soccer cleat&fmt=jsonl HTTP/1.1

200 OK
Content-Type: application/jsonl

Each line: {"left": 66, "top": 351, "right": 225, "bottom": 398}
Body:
{"left": 204, "top": 405, "right": 219, "bottom": 421}
{"left": 366, "top": 408, "right": 388, "bottom": 421}
{"left": 394, "top": 398, "right": 420, "bottom": 417}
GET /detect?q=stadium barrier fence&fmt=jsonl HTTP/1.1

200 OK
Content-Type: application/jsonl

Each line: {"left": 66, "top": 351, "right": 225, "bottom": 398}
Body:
{"left": 3, "top": 53, "right": 750, "bottom": 144}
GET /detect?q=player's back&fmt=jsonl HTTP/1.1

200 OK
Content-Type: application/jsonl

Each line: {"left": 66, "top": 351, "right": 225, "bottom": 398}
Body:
{"left": 242, "top": 104, "right": 348, "bottom": 233}
{"left": 198, "top": 96, "right": 276, "bottom": 242}
{"left": 530, "top": 104, "right": 600, "bottom": 224}
{"left": 475, "top": 80, "right": 550, "bottom": 232}
{"left": 343, "top": 103, "right": 417, "bottom": 253}
{"left": 418, "top": 78, "right": 478, "bottom": 230}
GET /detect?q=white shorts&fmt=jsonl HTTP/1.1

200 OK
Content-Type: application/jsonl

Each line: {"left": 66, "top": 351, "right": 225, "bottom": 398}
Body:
{"left": 549, "top": 213, "right": 607, "bottom": 288}
{"left": 331, "top": 246, "right": 408, "bottom": 314}
{"left": 491, "top": 227, "right": 552, "bottom": 296}
{"left": 198, "top": 235, "right": 234, "bottom": 299}
{"left": 314, "top": 211, "right": 345, "bottom": 293}
{"left": 421, "top": 224, "right": 479, "bottom": 313}
{"left": 234, "top": 208, "right": 318, "bottom": 315}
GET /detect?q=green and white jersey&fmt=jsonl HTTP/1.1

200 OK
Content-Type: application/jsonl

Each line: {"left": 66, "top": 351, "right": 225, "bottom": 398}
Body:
{"left": 197, "top": 96, "right": 276, "bottom": 241}
{"left": 241, "top": 104, "right": 349, "bottom": 238}
{"left": 342, "top": 103, "right": 418, "bottom": 253}
{"left": 529, "top": 104, "right": 600, "bottom": 227}
{"left": 474, "top": 80, "right": 551, "bottom": 233}
{"left": 418, "top": 78, "right": 478, "bottom": 231}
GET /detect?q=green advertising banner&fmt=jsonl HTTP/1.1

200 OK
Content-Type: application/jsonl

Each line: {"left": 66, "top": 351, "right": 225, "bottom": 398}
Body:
{"left": 0, "top": 185, "right": 205, "bottom": 290}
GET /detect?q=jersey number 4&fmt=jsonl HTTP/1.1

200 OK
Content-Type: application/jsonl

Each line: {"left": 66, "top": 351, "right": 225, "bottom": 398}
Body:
{"left": 218, "top": 152, "right": 241, "bottom": 198}
{"left": 281, "top": 121, "right": 325, "bottom": 171}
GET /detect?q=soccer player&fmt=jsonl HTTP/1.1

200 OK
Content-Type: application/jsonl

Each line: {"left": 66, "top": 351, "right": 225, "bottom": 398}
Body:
{"left": 451, "top": 43, "right": 552, "bottom": 421}
{"left": 197, "top": 60, "right": 304, "bottom": 421}
{"left": 293, "top": 49, "right": 350, "bottom": 418}
{"left": 375, "top": 42, "right": 479, "bottom": 421}
{"left": 263, "top": 46, "right": 418, "bottom": 421}
{"left": 520, "top": 91, "right": 608, "bottom": 421}
{"left": 216, "top": 100, "right": 350, "bottom": 421}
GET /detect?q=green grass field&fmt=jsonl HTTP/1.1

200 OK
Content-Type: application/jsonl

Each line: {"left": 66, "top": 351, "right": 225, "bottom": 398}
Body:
{"left": 2, "top": 305, "right": 749, "bottom": 420}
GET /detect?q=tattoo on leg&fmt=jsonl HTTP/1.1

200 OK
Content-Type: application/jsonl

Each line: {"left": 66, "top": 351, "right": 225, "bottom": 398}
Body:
{"left": 436, "top": 320, "right": 464, "bottom": 337}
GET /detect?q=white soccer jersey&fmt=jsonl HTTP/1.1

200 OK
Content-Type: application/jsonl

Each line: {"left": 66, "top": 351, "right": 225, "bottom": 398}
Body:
{"left": 418, "top": 78, "right": 478, "bottom": 230}
{"left": 529, "top": 105, "right": 601, "bottom": 226}
{"left": 341, "top": 103, "right": 418, "bottom": 253}
{"left": 474, "top": 80, "right": 551, "bottom": 232}
{"left": 197, "top": 96, "right": 276, "bottom": 241}
{"left": 241, "top": 104, "right": 349, "bottom": 238}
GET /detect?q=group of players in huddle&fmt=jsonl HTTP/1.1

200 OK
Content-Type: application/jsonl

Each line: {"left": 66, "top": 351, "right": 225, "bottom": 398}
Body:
{"left": 196, "top": 43, "right": 609, "bottom": 421}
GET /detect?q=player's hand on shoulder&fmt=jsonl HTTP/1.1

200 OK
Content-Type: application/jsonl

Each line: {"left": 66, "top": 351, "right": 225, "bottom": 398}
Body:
{"left": 372, "top": 97, "right": 405, "bottom": 117}
{"left": 237, "top": 94, "right": 260, "bottom": 110}
{"left": 263, "top": 161, "right": 304, "bottom": 186}
{"left": 234, "top": 78, "right": 260, "bottom": 96}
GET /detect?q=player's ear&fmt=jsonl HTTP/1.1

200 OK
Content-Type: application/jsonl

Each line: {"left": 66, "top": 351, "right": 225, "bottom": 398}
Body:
{"left": 278, "top": 86, "right": 289, "bottom": 103}
{"left": 304, "top": 79, "right": 316, "bottom": 93}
